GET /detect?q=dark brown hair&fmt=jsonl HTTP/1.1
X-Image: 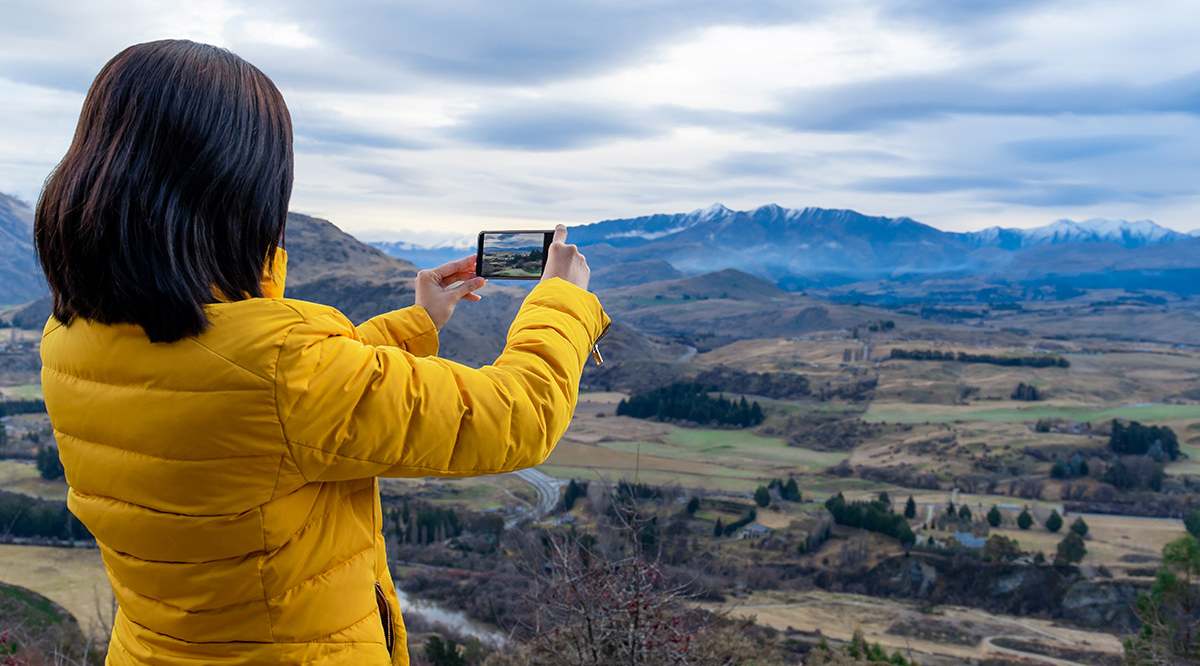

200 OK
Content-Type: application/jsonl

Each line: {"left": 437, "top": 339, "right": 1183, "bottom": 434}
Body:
{"left": 36, "top": 39, "right": 293, "bottom": 342}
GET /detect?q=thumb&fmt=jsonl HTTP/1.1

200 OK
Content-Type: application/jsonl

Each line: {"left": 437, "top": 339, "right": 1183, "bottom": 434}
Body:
{"left": 552, "top": 224, "right": 567, "bottom": 244}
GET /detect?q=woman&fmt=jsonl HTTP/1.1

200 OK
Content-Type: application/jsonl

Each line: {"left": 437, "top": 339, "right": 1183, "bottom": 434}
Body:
{"left": 36, "top": 40, "right": 608, "bottom": 665}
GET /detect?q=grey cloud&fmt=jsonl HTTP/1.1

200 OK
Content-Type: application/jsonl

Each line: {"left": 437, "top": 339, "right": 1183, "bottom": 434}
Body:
{"left": 1005, "top": 134, "right": 1163, "bottom": 163}
{"left": 768, "top": 69, "right": 1200, "bottom": 131}
{"left": 709, "top": 151, "right": 797, "bottom": 177}
{"left": 448, "top": 103, "right": 659, "bottom": 150}
{"left": 271, "top": 1, "right": 826, "bottom": 85}
{"left": 853, "top": 172, "right": 1186, "bottom": 207}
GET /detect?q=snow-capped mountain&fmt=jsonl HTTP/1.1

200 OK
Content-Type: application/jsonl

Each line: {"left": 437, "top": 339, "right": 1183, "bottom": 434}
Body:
{"left": 371, "top": 237, "right": 474, "bottom": 268}
{"left": 1005, "top": 218, "right": 1184, "bottom": 248}
{"left": 370, "top": 202, "right": 1200, "bottom": 292}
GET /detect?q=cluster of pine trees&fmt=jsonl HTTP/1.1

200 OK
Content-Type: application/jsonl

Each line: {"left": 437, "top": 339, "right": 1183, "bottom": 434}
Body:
{"left": 0, "top": 399, "right": 46, "bottom": 417}
{"left": 616, "top": 382, "right": 764, "bottom": 427}
{"left": 824, "top": 493, "right": 915, "bottom": 546}
{"left": 561, "top": 479, "right": 589, "bottom": 511}
{"left": 1050, "top": 453, "right": 1089, "bottom": 479}
{"left": 386, "top": 502, "right": 465, "bottom": 545}
{"left": 1110, "top": 420, "right": 1180, "bottom": 460}
{"left": 1011, "top": 382, "right": 1042, "bottom": 401}
{"left": 889, "top": 348, "right": 1070, "bottom": 368}
{"left": 0, "top": 490, "right": 91, "bottom": 541}
{"left": 712, "top": 508, "right": 757, "bottom": 538}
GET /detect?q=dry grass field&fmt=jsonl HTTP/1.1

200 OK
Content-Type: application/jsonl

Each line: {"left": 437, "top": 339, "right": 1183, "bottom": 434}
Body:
{"left": 0, "top": 458, "right": 67, "bottom": 500}
{"left": 379, "top": 473, "right": 539, "bottom": 512}
{"left": 0, "top": 544, "right": 113, "bottom": 641}
{"left": 709, "top": 589, "right": 1124, "bottom": 665}
{"left": 543, "top": 393, "right": 850, "bottom": 492}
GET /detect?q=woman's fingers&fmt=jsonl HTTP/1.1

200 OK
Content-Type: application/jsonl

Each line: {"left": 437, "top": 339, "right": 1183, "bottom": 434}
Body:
{"left": 430, "top": 255, "right": 478, "bottom": 286}
{"left": 452, "top": 276, "right": 486, "bottom": 299}
{"left": 552, "top": 224, "right": 567, "bottom": 244}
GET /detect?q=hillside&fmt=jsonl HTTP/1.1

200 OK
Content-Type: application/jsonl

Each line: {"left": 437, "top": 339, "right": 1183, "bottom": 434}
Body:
{"left": 0, "top": 194, "right": 45, "bottom": 305}
{"left": 379, "top": 203, "right": 1200, "bottom": 295}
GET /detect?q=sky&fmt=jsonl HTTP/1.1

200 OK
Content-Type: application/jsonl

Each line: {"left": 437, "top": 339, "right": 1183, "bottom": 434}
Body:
{"left": 0, "top": 0, "right": 1197, "bottom": 242}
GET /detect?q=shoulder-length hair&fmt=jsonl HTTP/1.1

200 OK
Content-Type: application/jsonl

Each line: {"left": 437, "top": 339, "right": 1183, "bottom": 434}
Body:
{"left": 36, "top": 39, "right": 293, "bottom": 342}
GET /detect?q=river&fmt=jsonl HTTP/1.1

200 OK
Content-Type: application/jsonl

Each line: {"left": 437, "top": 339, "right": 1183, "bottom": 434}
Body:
{"left": 395, "top": 586, "right": 509, "bottom": 647}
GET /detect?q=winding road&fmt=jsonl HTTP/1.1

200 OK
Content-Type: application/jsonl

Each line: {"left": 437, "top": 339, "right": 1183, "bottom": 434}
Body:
{"left": 505, "top": 468, "right": 565, "bottom": 528}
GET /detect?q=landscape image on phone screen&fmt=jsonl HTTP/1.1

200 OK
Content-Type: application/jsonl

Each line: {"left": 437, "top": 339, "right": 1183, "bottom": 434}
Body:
{"left": 481, "top": 232, "right": 547, "bottom": 278}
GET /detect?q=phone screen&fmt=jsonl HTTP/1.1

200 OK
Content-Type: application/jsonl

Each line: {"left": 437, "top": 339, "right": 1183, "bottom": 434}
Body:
{"left": 476, "top": 231, "right": 553, "bottom": 279}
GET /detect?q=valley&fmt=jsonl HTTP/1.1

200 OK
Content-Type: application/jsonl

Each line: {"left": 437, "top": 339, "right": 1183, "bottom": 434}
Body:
{"left": 2, "top": 196, "right": 1200, "bottom": 664}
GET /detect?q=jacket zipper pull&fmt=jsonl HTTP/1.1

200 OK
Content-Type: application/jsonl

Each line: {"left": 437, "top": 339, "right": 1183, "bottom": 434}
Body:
{"left": 591, "top": 321, "right": 611, "bottom": 366}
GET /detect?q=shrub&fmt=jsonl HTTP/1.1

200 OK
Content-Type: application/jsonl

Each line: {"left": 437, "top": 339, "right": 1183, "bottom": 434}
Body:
{"left": 753, "top": 486, "right": 770, "bottom": 508}
{"left": 1186, "top": 508, "right": 1200, "bottom": 540}
{"left": 1056, "top": 532, "right": 1087, "bottom": 565}
{"left": 904, "top": 496, "right": 917, "bottom": 519}
{"left": 987, "top": 505, "right": 1002, "bottom": 528}
{"left": 1045, "top": 510, "right": 1063, "bottom": 533}
{"left": 1017, "top": 508, "right": 1033, "bottom": 530}
{"left": 1070, "top": 517, "right": 1089, "bottom": 537}
{"left": 35, "top": 446, "right": 64, "bottom": 481}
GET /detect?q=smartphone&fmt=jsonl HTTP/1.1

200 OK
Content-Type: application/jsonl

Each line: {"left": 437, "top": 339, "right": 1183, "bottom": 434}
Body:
{"left": 476, "top": 230, "right": 554, "bottom": 280}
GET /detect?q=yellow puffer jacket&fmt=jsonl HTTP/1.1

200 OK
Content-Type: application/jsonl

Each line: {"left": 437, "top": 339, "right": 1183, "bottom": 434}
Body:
{"left": 40, "top": 250, "right": 609, "bottom": 665}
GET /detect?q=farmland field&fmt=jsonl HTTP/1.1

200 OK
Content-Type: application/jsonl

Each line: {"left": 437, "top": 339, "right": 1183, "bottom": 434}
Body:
{"left": 0, "top": 544, "right": 113, "bottom": 641}
{"left": 863, "top": 401, "right": 1200, "bottom": 425}
{"left": 0, "top": 458, "right": 67, "bottom": 500}
{"left": 709, "top": 590, "right": 1124, "bottom": 665}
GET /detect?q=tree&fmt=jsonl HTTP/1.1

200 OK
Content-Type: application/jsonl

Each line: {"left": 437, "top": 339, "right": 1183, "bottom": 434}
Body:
{"left": 987, "top": 505, "right": 1002, "bottom": 528}
{"left": 754, "top": 486, "right": 771, "bottom": 508}
{"left": 712, "top": 519, "right": 723, "bottom": 538}
{"left": 1056, "top": 532, "right": 1087, "bottom": 565}
{"left": 1017, "top": 508, "right": 1033, "bottom": 530}
{"left": 1124, "top": 535, "right": 1200, "bottom": 663}
{"left": 782, "top": 478, "right": 801, "bottom": 502}
{"left": 1110, "top": 420, "right": 1181, "bottom": 460}
{"left": 904, "top": 496, "right": 917, "bottom": 519}
{"left": 1185, "top": 508, "right": 1200, "bottom": 540}
{"left": 35, "top": 446, "right": 64, "bottom": 481}
{"left": 424, "top": 636, "right": 467, "bottom": 666}
{"left": 877, "top": 491, "right": 891, "bottom": 509}
{"left": 1070, "top": 516, "right": 1089, "bottom": 537}
{"left": 1045, "top": 510, "right": 1063, "bottom": 533}
{"left": 983, "top": 535, "right": 1023, "bottom": 562}
{"left": 686, "top": 496, "right": 701, "bottom": 515}
{"left": 957, "top": 505, "right": 972, "bottom": 522}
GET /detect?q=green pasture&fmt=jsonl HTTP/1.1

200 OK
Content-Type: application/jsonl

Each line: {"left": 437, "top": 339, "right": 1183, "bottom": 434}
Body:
{"left": 864, "top": 402, "right": 1200, "bottom": 425}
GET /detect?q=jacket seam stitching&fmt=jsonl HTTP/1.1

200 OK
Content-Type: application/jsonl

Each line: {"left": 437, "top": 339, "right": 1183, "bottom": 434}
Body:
{"left": 286, "top": 437, "right": 546, "bottom": 475}
{"left": 41, "top": 365, "right": 264, "bottom": 394}
{"left": 266, "top": 317, "right": 308, "bottom": 640}
{"left": 186, "top": 338, "right": 273, "bottom": 383}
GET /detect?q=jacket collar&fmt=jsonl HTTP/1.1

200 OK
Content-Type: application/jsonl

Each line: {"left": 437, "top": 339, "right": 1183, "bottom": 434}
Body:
{"left": 261, "top": 248, "right": 287, "bottom": 299}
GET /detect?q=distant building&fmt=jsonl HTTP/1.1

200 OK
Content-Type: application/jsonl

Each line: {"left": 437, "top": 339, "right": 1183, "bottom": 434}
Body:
{"left": 736, "top": 523, "right": 773, "bottom": 540}
{"left": 952, "top": 531, "right": 986, "bottom": 549}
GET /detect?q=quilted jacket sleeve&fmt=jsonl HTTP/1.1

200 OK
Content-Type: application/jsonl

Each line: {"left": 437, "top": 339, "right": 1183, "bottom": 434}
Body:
{"left": 275, "top": 279, "right": 609, "bottom": 482}
{"left": 355, "top": 305, "right": 439, "bottom": 357}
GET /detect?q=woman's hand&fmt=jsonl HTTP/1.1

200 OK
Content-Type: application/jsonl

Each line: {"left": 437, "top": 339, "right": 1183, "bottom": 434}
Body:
{"left": 541, "top": 225, "right": 590, "bottom": 291}
{"left": 415, "top": 256, "right": 486, "bottom": 330}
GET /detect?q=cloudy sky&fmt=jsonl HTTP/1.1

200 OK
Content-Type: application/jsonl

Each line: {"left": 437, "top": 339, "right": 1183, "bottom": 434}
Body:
{"left": 1, "top": 0, "right": 1197, "bottom": 241}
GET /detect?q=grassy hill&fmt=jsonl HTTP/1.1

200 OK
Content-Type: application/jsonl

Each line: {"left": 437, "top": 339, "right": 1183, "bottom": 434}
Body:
{"left": 0, "top": 581, "right": 99, "bottom": 664}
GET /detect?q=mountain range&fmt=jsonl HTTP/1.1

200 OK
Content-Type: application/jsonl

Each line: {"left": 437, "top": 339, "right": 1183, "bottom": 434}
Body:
{"left": 3, "top": 194, "right": 1199, "bottom": 308}
{"left": 374, "top": 203, "right": 1200, "bottom": 294}
{"left": 0, "top": 193, "right": 46, "bottom": 305}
